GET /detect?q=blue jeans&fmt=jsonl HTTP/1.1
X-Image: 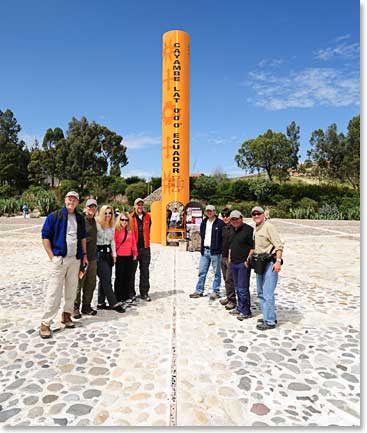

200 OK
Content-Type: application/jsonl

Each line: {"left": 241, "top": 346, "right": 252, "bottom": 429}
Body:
{"left": 256, "top": 261, "right": 278, "bottom": 325}
{"left": 230, "top": 262, "right": 251, "bottom": 315}
{"left": 195, "top": 249, "right": 221, "bottom": 294}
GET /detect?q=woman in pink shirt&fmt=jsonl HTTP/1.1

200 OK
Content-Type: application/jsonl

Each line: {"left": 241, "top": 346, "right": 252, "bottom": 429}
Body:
{"left": 114, "top": 212, "right": 138, "bottom": 303}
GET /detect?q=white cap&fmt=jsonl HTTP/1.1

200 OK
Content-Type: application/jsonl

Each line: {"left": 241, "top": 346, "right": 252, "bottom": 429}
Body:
{"left": 205, "top": 205, "right": 215, "bottom": 211}
{"left": 134, "top": 198, "right": 144, "bottom": 206}
{"left": 65, "top": 191, "right": 79, "bottom": 200}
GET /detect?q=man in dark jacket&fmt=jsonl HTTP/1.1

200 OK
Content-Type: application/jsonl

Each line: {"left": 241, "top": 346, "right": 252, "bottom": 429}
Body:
{"left": 73, "top": 198, "right": 98, "bottom": 319}
{"left": 219, "top": 208, "right": 236, "bottom": 310}
{"left": 190, "top": 205, "right": 224, "bottom": 300}
{"left": 40, "top": 191, "right": 87, "bottom": 339}
{"left": 130, "top": 198, "right": 152, "bottom": 301}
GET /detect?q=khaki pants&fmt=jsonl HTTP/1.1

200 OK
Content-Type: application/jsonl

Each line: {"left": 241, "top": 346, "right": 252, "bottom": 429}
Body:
{"left": 41, "top": 256, "right": 80, "bottom": 326}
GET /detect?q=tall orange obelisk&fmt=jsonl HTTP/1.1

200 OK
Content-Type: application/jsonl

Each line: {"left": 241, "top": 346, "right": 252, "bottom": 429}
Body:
{"left": 151, "top": 30, "right": 190, "bottom": 245}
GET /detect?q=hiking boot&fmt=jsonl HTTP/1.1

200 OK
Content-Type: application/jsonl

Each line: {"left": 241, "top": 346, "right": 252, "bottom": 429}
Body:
{"left": 141, "top": 294, "right": 151, "bottom": 301}
{"left": 225, "top": 302, "right": 236, "bottom": 310}
{"left": 189, "top": 292, "right": 203, "bottom": 298}
{"left": 113, "top": 305, "right": 126, "bottom": 313}
{"left": 229, "top": 309, "right": 240, "bottom": 315}
{"left": 97, "top": 303, "right": 110, "bottom": 310}
{"left": 220, "top": 297, "right": 229, "bottom": 306}
{"left": 61, "top": 312, "right": 75, "bottom": 328}
{"left": 73, "top": 306, "right": 82, "bottom": 319}
{"left": 237, "top": 313, "right": 253, "bottom": 321}
{"left": 81, "top": 306, "right": 97, "bottom": 315}
{"left": 256, "top": 322, "right": 276, "bottom": 331}
{"left": 39, "top": 323, "right": 52, "bottom": 339}
{"left": 209, "top": 293, "right": 220, "bottom": 300}
{"left": 257, "top": 318, "right": 278, "bottom": 324}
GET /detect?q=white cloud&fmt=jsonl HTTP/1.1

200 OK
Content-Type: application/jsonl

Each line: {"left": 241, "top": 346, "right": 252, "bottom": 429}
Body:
{"left": 247, "top": 67, "right": 359, "bottom": 110}
{"left": 124, "top": 133, "right": 161, "bottom": 149}
{"left": 258, "top": 58, "right": 284, "bottom": 68}
{"left": 334, "top": 34, "right": 351, "bottom": 42}
{"left": 314, "top": 42, "right": 360, "bottom": 61}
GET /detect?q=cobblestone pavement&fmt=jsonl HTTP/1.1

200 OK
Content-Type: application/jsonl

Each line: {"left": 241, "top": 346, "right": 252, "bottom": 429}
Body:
{"left": 0, "top": 217, "right": 360, "bottom": 426}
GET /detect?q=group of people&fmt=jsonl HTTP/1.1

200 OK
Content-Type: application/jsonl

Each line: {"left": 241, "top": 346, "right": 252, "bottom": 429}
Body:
{"left": 39, "top": 191, "right": 283, "bottom": 339}
{"left": 190, "top": 204, "right": 284, "bottom": 331}
{"left": 39, "top": 192, "right": 151, "bottom": 339}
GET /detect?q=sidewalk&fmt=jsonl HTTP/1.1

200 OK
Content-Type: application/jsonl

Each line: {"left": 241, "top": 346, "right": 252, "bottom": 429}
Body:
{"left": 0, "top": 218, "right": 360, "bottom": 426}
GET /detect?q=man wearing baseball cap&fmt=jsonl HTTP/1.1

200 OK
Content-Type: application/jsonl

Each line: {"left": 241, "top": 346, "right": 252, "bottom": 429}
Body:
{"left": 73, "top": 198, "right": 98, "bottom": 319}
{"left": 250, "top": 206, "right": 284, "bottom": 330}
{"left": 130, "top": 198, "right": 152, "bottom": 301}
{"left": 40, "top": 191, "right": 88, "bottom": 338}
{"left": 228, "top": 210, "right": 254, "bottom": 321}
{"left": 190, "top": 204, "right": 224, "bottom": 300}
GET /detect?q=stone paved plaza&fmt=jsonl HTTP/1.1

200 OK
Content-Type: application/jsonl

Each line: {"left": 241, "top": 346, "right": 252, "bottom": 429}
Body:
{"left": 0, "top": 216, "right": 360, "bottom": 427}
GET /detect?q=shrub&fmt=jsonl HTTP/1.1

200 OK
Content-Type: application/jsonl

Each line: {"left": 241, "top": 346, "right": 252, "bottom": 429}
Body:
{"left": 235, "top": 201, "right": 258, "bottom": 217}
{"left": 58, "top": 180, "right": 80, "bottom": 201}
{"left": 276, "top": 199, "right": 293, "bottom": 212}
{"left": 338, "top": 196, "right": 360, "bottom": 220}
{"left": 21, "top": 187, "right": 57, "bottom": 215}
{"left": 0, "top": 198, "right": 22, "bottom": 216}
{"left": 298, "top": 197, "right": 318, "bottom": 210}
{"left": 290, "top": 207, "right": 316, "bottom": 219}
{"left": 315, "top": 203, "right": 341, "bottom": 220}
{"left": 269, "top": 208, "right": 290, "bottom": 219}
{"left": 247, "top": 178, "right": 273, "bottom": 203}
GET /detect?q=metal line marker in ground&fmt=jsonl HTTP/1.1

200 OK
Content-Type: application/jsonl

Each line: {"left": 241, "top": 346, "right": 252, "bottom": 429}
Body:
{"left": 169, "top": 248, "right": 178, "bottom": 426}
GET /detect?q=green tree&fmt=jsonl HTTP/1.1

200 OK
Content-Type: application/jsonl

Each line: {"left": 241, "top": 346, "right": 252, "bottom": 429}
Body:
{"left": 55, "top": 117, "right": 128, "bottom": 189}
{"left": 286, "top": 121, "right": 300, "bottom": 169}
{"left": 308, "top": 123, "right": 346, "bottom": 182}
{"left": 191, "top": 175, "right": 218, "bottom": 200}
{"left": 0, "top": 109, "right": 30, "bottom": 191}
{"left": 125, "top": 176, "right": 145, "bottom": 185}
{"left": 235, "top": 129, "right": 294, "bottom": 181}
{"left": 150, "top": 176, "right": 162, "bottom": 191}
{"left": 42, "top": 127, "right": 64, "bottom": 187}
{"left": 125, "top": 182, "right": 148, "bottom": 205}
{"left": 342, "top": 115, "right": 360, "bottom": 190}
{"left": 28, "top": 139, "right": 46, "bottom": 185}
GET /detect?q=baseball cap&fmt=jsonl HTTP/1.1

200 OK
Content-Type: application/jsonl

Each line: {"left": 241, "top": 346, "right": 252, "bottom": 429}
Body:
{"left": 134, "top": 198, "right": 144, "bottom": 206}
{"left": 251, "top": 206, "right": 265, "bottom": 215}
{"left": 86, "top": 198, "right": 97, "bottom": 207}
{"left": 229, "top": 210, "right": 243, "bottom": 219}
{"left": 65, "top": 191, "right": 79, "bottom": 200}
{"left": 205, "top": 205, "right": 215, "bottom": 211}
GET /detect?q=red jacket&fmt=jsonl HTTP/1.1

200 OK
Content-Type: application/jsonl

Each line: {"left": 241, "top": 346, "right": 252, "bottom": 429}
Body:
{"left": 114, "top": 229, "right": 138, "bottom": 257}
{"left": 130, "top": 211, "right": 151, "bottom": 249}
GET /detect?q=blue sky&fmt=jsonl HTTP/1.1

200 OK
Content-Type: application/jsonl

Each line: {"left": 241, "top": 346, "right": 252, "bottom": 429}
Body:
{"left": 1, "top": 0, "right": 360, "bottom": 179}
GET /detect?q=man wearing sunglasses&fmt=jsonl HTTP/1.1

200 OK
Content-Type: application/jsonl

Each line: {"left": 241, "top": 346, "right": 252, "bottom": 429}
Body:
{"left": 73, "top": 198, "right": 98, "bottom": 319}
{"left": 130, "top": 198, "right": 152, "bottom": 301}
{"left": 219, "top": 208, "right": 236, "bottom": 310}
{"left": 190, "top": 204, "right": 224, "bottom": 300}
{"left": 251, "top": 206, "right": 284, "bottom": 331}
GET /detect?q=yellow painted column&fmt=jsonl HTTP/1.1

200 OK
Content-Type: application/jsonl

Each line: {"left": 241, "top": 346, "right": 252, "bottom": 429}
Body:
{"left": 161, "top": 30, "right": 190, "bottom": 245}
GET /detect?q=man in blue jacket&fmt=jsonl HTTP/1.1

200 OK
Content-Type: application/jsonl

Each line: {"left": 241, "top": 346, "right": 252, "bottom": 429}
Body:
{"left": 39, "top": 191, "right": 88, "bottom": 338}
{"left": 190, "top": 205, "right": 224, "bottom": 300}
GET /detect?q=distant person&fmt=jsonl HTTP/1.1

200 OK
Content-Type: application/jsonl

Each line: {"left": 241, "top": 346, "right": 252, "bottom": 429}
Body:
{"left": 114, "top": 208, "right": 120, "bottom": 219}
{"left": 114, "top": 212, "right": 138, "bottom": 304}
{"left": 73, "top": 198, "right": 98, "bottom": 319}
{"left": 96, "top": 205, "right": 125, "bottom": 313}
{"left": 39, "top": 191, "right": 88, "bottom": 339}
{"left": 190, "top": 205, "right": 224, "bottom": 300}
{"left": 130, "top": 198, "right": 152, "bottom": 301}
{"left": 22, "top": 203, "right": 28, "bottom": 219}
{"left": 219, "top": 208, "right": 236, "bottom": 310}
{"left": 166, "top": 207, "right": 172, "bottom": 227}
{"left": 170, "top": 207, "right": 181, "bottom": 227}
{"left": 228, "top": 210, "right": 254, "bottom": 321}
{"left": 250, "top": 206, "right": 284, "bottom": 331}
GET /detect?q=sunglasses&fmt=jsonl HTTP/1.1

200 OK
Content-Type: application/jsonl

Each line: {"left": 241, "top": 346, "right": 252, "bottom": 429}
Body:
{"left": 120, "top": 218, "right": 129, "bottom": 222}
{"left": 222, "top": 214, "right": 230, "bottom": 218}
{"left": 105, "top": 212, "right": 112, "bottom": 216}
{"left": 252, "top": 212, "right": 263, "bottom": 216}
